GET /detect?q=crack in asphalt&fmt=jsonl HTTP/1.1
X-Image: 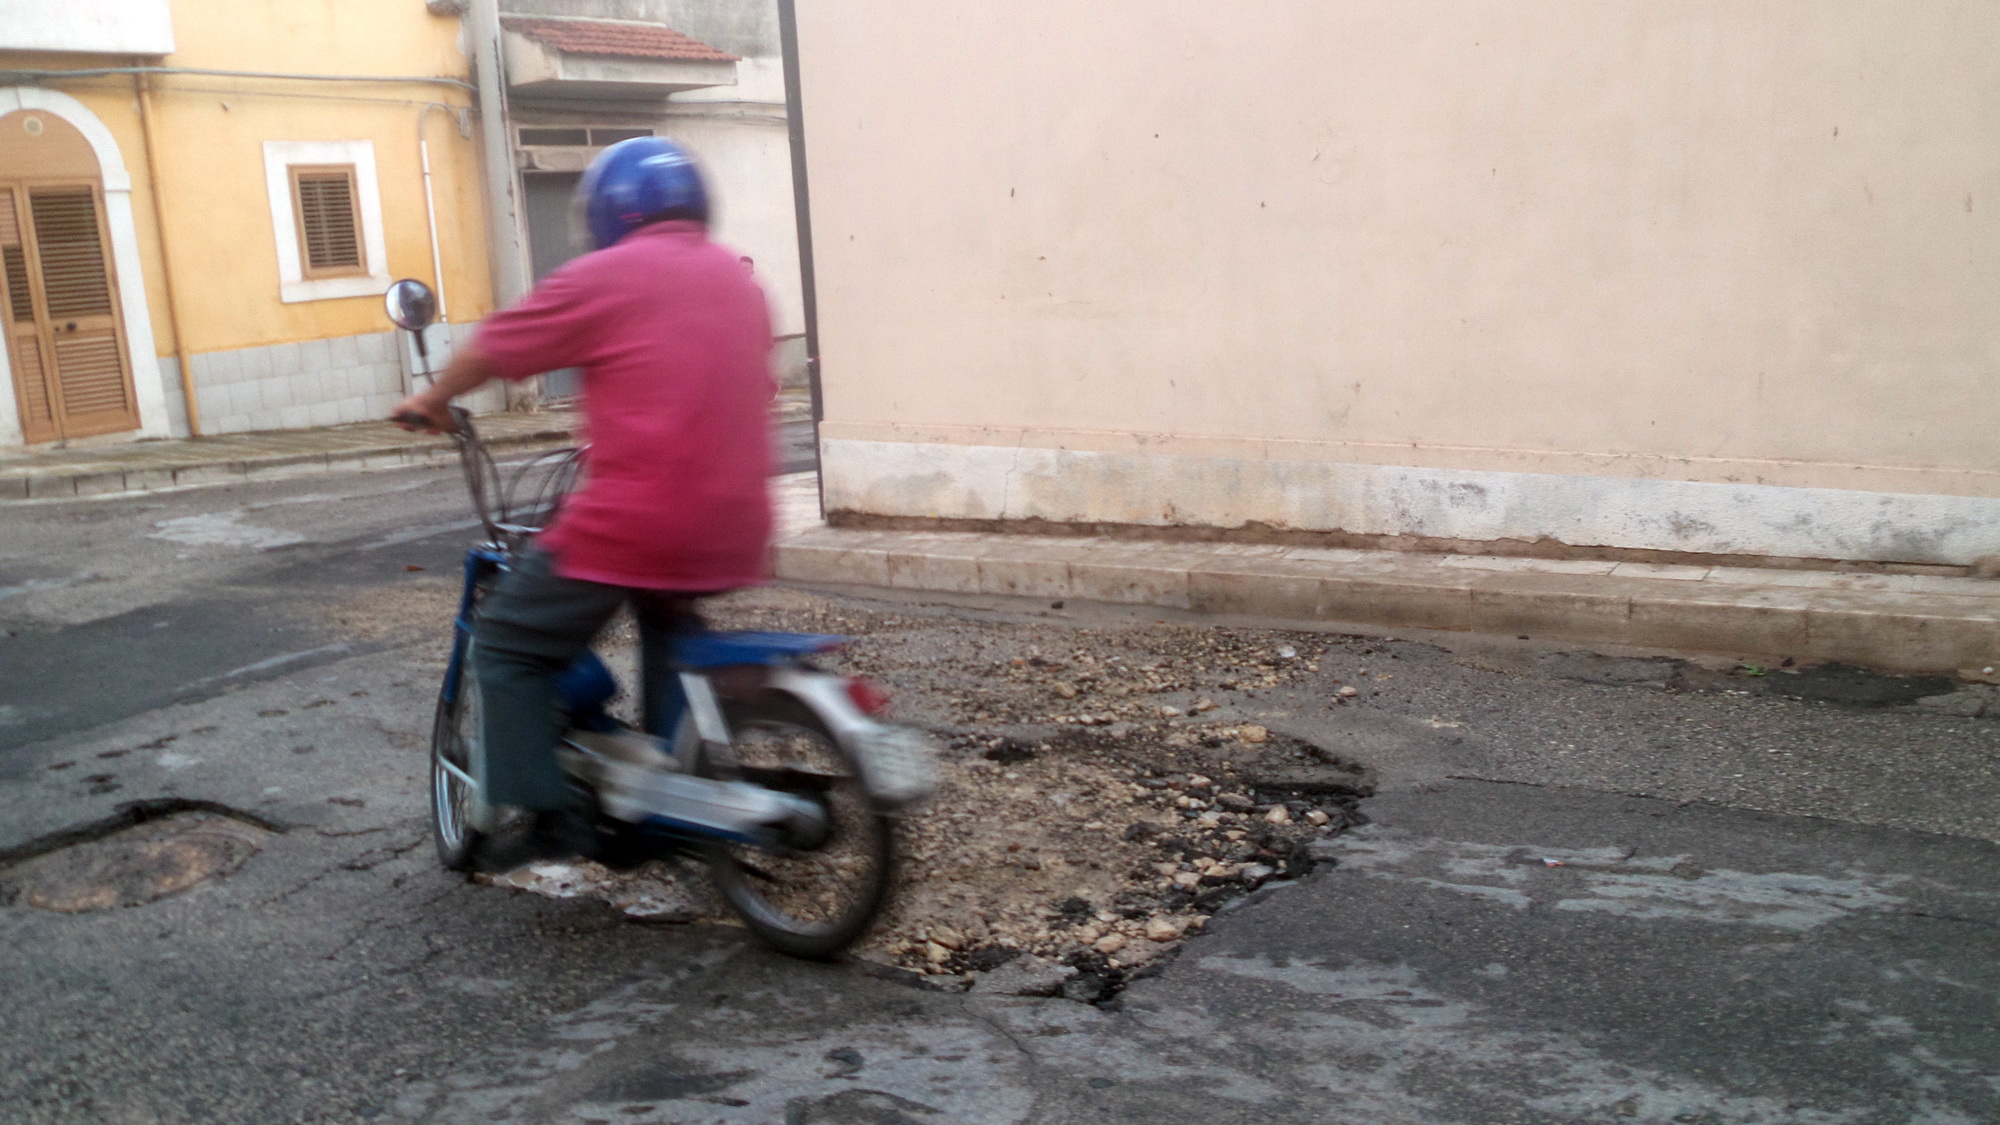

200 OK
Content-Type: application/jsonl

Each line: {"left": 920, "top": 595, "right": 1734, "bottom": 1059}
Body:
{"left": 958, "top": 997, "right": 1061, "bottom": 1124}
{"left": 338, "top": 834, "right": 427, "bottom": 872}
{"left": 262, "top": 831, "right": 427, "bottom": 906}
{"left": 298, "top": 930, "right": 456, "bottom": 1007}
{"left": 1896, "top": 909, "right": 2000, "bottom": 931}
{"left": 301, "top": 881, "right": 474, "bottom": 1005}
{"left": 313, "top": 825, "right": 395, "bottom": 839}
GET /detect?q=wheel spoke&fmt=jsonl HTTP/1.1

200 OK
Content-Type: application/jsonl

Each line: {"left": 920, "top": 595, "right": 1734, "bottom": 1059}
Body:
{"left": 701, "top": 703, "right": 895, "bottom": 957}
{"left": 437, "top": 757, "right": 476, "bottom": 788}
{"left": 734, "top": 857, "right": 785, "bottom": 885}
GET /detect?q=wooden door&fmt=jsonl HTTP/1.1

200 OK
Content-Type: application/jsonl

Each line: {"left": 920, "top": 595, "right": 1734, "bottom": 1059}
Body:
{"left": 0, "top": 183, "right": 138, "bottom": 441}
{"left": 0, "top": 107, "right": 140, "bottom": 444}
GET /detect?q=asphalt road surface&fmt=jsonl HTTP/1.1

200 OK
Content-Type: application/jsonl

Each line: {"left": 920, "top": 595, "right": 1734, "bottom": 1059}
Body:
{"left": 0, "top": 451, "right": 1994, "bottom": 1125}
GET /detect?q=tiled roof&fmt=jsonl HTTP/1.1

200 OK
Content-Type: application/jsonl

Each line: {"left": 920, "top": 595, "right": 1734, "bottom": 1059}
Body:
{"left": 501, "top": 17, "right": 739, "bottom": 63}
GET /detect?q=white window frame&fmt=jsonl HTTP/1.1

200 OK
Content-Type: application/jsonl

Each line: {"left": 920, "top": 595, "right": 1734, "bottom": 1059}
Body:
{"left": 262, "top": 140, "right": 390, "bottom": 304}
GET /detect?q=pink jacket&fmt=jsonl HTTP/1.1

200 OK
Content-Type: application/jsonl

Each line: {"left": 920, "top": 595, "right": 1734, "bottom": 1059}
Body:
{"left": 475, "top": 221, "right": 774, "bottom": 590}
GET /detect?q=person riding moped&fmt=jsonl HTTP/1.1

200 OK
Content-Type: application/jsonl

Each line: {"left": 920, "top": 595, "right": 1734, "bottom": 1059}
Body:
{"left": 393, "top": 138, "right": 774, "bottom": 873}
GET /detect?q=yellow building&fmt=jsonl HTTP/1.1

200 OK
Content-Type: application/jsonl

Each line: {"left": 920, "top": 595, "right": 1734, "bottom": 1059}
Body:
{"left": 0, "top": 0, "right": 496, "bottom": 448}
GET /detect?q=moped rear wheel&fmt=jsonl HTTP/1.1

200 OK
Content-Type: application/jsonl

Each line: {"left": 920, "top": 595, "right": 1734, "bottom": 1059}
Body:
{"left": 429, "top": 669, "right": 485, "bottom": 871}
{"left": 696, "top": 696, "right": 895, "bottom": 959}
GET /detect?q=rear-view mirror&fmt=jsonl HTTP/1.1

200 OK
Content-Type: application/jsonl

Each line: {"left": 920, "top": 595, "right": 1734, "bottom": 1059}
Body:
{"left": 384, "top": 279, "right": 437, "bottom": 333}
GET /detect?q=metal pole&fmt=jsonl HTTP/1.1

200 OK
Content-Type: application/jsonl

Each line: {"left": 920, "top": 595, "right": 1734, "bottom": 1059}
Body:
{"left": 777, "top": 0, "right": 821, "bottom": 425}
{"left": 2, "top": 65, "right": 475, "bottom": 91}
{"left": 467, "top": 0, "right": 527, "bottom": 310}
{"left": 777, "top": 0, "right": 825, "bottom": 512}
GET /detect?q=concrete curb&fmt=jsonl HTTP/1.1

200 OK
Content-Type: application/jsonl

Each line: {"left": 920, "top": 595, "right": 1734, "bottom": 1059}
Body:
{"left": 0, "top": 426, "right": 573, "bottom": 501}
{"left": 774, "top": 527, "right": 2000, "bottom": 674}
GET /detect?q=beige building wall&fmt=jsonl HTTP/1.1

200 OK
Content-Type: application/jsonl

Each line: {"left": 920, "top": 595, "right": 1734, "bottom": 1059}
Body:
{"left": 797, "top": 1, "right": 2000, "bottom": 565}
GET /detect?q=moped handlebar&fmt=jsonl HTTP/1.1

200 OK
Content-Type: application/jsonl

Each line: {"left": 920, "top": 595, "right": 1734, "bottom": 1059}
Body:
{"left": 396, "top": 404, "right": 580, "bottom": 549}
{"left": 391, "top": 410, "right": 449, "bottom": 434}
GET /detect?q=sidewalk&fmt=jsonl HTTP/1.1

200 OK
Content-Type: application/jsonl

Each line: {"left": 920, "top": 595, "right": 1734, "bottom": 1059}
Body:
{"left": 0, "top": 410, "right": 574, "bottom": 500}
{"left": 774, "top": 525, "right": 2000, "bottom": 675}
{"left": 1, "top": 391, "right": 813, "bottom": 501}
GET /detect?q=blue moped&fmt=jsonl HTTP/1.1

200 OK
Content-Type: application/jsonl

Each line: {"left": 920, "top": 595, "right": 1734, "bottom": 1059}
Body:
{"left": 384, "top": 279, "right": 934, "bottom": 958}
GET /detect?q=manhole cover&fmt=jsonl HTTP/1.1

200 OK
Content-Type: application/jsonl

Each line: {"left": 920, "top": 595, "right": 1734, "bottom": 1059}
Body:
{"left": 0, "top": 812, "right": 270, "bottom": 913}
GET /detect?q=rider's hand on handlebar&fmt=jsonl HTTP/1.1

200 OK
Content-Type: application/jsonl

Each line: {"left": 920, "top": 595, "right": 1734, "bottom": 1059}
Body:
{"left": 391, "top": 393, "right": 454, "bottom": 434}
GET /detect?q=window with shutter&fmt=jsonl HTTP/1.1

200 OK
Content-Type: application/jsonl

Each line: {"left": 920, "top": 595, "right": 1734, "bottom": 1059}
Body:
{"left": 264, "top": 141, "right": 388, "bottom": 303}
{"left": 289, "top": 165, "right": 366, "bottom": 278}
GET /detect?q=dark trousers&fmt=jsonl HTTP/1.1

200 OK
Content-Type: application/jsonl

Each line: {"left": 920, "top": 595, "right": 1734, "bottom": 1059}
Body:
{"left": 471, "top": 548, "right": 705, "bottom": 810}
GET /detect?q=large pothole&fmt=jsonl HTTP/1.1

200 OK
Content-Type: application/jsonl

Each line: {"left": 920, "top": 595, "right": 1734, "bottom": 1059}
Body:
{"left": 0, "top": 810, "right": 271, "bottom": 913}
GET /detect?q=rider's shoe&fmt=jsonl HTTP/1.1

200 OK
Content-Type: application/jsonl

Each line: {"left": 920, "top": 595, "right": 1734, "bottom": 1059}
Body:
{"left": 472, "top": 808, "right": 603, "bottom": 874}
{"left": 569, "top": 728, "right": 677, "bottom": 770}
{"left": 593, "top": 825, "right": 655, "bottom": 872}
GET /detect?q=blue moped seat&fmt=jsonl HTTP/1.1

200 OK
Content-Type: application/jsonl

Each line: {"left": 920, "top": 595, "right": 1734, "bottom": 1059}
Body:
{"left": 673, "top": 631, "right": 848, "bottom": 669}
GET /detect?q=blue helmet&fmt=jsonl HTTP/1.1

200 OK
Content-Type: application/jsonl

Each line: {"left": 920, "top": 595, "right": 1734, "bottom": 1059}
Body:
{"left": 576, "top": 136, "right": 710, "bottom": 251}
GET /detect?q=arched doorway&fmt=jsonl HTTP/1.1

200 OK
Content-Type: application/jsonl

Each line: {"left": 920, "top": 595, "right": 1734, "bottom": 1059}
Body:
{"left": 0, "top": 108, "right": 141, "bottom": 443}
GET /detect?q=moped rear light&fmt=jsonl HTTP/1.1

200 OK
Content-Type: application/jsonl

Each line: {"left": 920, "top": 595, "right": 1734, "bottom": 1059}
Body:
{"left": 845, "top": 677, "right": 893, "bottom": 717}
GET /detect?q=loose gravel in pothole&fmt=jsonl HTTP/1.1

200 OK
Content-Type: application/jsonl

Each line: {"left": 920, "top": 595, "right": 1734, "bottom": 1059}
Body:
{"left": 648, "top": 588, "right": 1369, "bottom": 998}
{"left": 453, "top": 585, "right": 1375, "bottom": 1001}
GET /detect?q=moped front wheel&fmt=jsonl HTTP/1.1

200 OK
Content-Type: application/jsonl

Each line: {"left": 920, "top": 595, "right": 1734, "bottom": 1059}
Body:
{"left": 696, "top": 696, "right": 895, "bottom": 960}
{"left": 429, "top": 669, "right": 486, "bottom": 871}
